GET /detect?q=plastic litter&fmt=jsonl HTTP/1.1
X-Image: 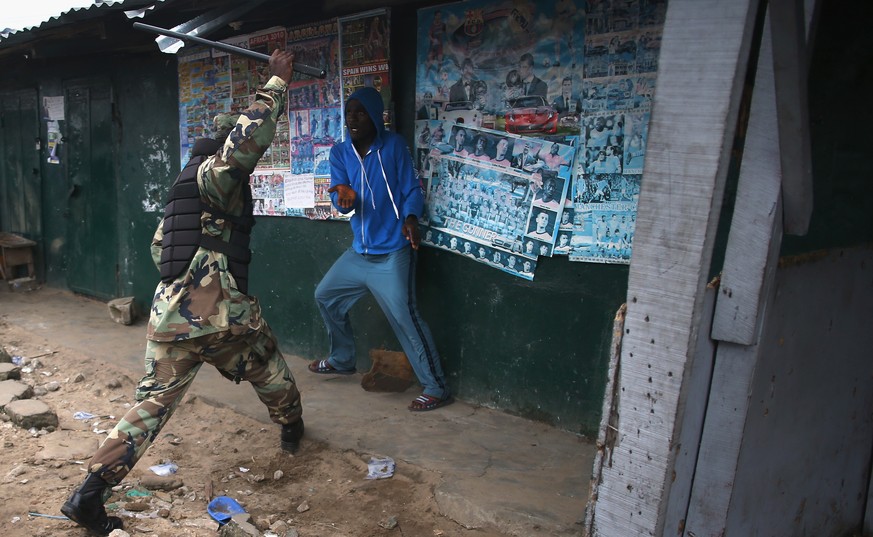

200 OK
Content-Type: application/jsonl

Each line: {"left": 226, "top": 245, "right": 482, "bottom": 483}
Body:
{"left": 115, "top": 508, "right": 159, "bottom": 519}
{"left": 148, "top": 462, "right": 178, "bottom": 476}
{"left": 365, "top": 456, "right": 395, "bottom": 480}
{"left": 207, "top": 495, "right": 247, "bottom": 525}
{"left": 73, "top": 412, "right": 96, "bottom": 420}
{"left": 11, "top": 356, "right": 23, "bottom": 366}
{"left": 29, "top": 512, "right": 70, "bottom": 520}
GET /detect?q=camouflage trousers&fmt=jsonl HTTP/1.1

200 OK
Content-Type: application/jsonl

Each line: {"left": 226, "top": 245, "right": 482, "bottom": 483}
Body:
{"left": 87, "top": 320, "right": 302, "bottom": 485}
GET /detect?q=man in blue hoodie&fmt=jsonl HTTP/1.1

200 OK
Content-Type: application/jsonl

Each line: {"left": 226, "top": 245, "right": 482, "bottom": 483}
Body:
{"left": 310, "top": 87, "right": 452, "bottom": 412}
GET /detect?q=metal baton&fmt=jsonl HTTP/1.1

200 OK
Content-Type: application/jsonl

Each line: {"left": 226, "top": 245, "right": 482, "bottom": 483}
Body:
{"left": 132, "top": 22, "right": 327, "bottom": 79}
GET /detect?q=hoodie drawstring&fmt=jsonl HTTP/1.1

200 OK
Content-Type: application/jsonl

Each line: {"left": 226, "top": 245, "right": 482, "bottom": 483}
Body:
{"left": 353, "top": 149, "right": 377, "bottom": 211}
{"left": 376, "top": 150, "right": 400, "bottom": 220}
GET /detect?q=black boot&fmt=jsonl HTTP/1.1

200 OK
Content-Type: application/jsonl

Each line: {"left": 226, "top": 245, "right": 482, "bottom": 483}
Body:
{"left": 61, "top": 473, "right": 123, "bottom": 535}
{"left": 281, "top": 418, "right": 304, "bottom": 453}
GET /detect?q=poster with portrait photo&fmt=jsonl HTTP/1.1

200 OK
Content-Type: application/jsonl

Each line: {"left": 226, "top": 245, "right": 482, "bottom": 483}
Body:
{"left": 554, "top": 231, "right": 573, "bottom": 254}
{"left": 518, "top": 236, "right": 538, "bottom": 259}
{"left": 535, "top": 140, "right": 575, "bottom": 173}
{"left": 509, "top": 138, "right": 545, "bottom": 173}
{"left": 419, "top": 120, "right": 576, "bottom": 275}
{"left": 532, "top": 170, "right": 566, "bottom": 211}
{"left": 415, "top": 0, "right": 586, "bottom": 133}
{"left": 420, "top": 230, "right": 538, "bottom": 281}
{"left": 559, "top": 206, "right": 575, "bottom": 230}
{"left": 526, "top": 207, "right": 558, "bottom": 244}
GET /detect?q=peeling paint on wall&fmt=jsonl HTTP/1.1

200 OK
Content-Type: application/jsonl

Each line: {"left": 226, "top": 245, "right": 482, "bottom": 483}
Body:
{"left": 142, "top": 182, "right": 163, "bottom": 212}
{"left": 140, "top": 135, "right": 173, "bottom": 213}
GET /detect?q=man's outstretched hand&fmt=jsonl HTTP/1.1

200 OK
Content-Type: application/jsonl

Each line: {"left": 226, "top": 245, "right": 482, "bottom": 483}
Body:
{"left": 402, "top": 215, "right": 421, "bottom": 250}
{"left": 328, "top": 184, "right": 356, "bottom": 209}
{"left": 269, "top": 49, "right": 295, "bottom": 84}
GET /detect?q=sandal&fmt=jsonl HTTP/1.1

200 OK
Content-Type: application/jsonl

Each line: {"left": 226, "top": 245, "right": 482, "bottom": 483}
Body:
{"left": 408, "top": 394, "right": 454, "bottom": 412}
{"left": 308, "top": 359, "right": 356, "bottom": 375}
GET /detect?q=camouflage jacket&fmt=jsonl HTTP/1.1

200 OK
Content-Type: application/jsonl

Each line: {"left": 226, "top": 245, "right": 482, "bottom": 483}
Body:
{"left": 147, "top": 76, "right": 287, "bottom": 342}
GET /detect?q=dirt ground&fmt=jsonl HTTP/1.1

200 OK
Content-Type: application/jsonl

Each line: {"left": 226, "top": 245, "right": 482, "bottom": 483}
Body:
{"left": 0, "top": 318, "right": 510, "bottom": 537}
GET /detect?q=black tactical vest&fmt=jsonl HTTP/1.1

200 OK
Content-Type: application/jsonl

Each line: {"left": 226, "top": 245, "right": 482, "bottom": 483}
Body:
{"left": 159, "top": 138, "right": 256, "bottom": 294}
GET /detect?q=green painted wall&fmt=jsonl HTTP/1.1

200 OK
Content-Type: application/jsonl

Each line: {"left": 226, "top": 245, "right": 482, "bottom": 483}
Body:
{"left": 0, "top": 52, "right": 181, "bottom": 295}
{"left": 780, "top": 1, "right": 873, "bottom": 256}
{"left": 252, "top": 216, "right": 625, "bottom": 435}
{"left": 113, "top": 54, "right": 184, "bottom": 303}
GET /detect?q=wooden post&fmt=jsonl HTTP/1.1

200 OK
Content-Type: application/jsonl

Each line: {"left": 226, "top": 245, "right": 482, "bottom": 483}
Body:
{"left": 589, "top": 1, "right": 760, "bottom": 535}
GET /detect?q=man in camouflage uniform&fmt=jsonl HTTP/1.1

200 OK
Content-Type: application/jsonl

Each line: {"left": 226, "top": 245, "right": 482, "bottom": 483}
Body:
{"left": 60, "top": 50, "right": 303, "bottom": 535}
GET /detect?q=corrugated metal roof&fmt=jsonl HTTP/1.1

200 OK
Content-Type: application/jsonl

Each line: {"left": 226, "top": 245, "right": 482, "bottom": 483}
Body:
{"left": 0, "top": 0, "right": 326, "bottom": 61}
{"left": 0, "top": 0, "right": 164, "bottom": 42}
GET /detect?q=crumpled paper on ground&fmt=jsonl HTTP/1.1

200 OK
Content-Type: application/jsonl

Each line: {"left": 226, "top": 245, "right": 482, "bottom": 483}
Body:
{"left": 365, "top": 456, "right": 395, "bottom": 480}
{"left": 148, "top": 462, "right": 178, "bottom": 476}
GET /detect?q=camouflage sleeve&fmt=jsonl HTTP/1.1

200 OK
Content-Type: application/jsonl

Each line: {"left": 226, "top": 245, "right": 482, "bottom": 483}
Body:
{"left": 150, "top": 219, "right": 164, "bottom": 269}
{"left": 200, "top": 76, "right": 288, "bottom": 210}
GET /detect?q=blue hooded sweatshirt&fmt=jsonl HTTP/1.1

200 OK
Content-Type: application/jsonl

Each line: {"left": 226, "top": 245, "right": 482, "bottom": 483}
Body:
{"left": 329, "top": 87, "right": 423, "bottom": 255}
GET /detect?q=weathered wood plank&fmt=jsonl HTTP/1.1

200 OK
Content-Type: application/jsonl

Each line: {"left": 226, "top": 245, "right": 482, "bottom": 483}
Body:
{"left": 711, "top": 7, "right": 784, "bottom": 345}
{"left": 661, "top": 280, "right": 718, "bottom": 535}
{"left": 685, "top": 12, "right": 786, "bottom": 533}
{"left": 681, "top": 340, "right": 761, "bottom": 537}
{"left": 589, "top": 1, "right": 760, "bottom": 535}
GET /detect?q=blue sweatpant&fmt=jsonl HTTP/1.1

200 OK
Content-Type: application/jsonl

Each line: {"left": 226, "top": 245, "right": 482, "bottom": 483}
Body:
{"left": 315, "top": 246, "right": 449, "bottom": 399}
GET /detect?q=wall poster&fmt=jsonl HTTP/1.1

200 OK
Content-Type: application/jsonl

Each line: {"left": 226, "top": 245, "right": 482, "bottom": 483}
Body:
{"left": 283, "top": 19, "right": 343, "bottom": 220}
{"left": 338, "top": 9, "right": 392, "bottom": 129}
{"left": 569, "top": 0, "right": 665, "bottom": 265}
{"left": 415, "top": 0, "right": 666, "bottom": 277}
{"left": 175, "top": 12, "right": 393, "bottom": 221}
{"left": 415, "top": 120, "right": 577, "bottom": 280}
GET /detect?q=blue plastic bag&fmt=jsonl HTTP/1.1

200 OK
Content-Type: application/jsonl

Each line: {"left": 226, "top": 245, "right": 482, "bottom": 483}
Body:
{"left": 207, "top": 496, "right": 247, "bottom": 526}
